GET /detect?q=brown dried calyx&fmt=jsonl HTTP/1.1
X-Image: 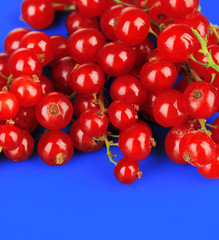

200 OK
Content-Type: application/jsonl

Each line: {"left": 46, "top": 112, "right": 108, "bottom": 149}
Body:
{"left": 6, "top": 119, "right": 15, "bottom": 125}
{"left": 137, "top": 171, "right": 143, "bottom": 179}
{"left": 31, "top": 75, "right": 40, "bottom": 83}
{"left": 49, "top": 104, "right": 59, "bottom": 117}
{"left": 183, "top": 153, "right": 191, "bottom": 163}
{"left": 150, "top": 138, "right": 156, "bottom": 148}
{"left": 56, "top": 153, "right": 66, "bottom": 165}
{"left": 37, "top": 54, "right": 45, "bottom": 63}
{"left": 193, "top": 90, "right": 202, "bottom": 100}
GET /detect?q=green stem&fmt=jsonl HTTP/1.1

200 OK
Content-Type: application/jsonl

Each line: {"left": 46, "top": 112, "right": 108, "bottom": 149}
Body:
{"left": 143, "top": 0, "right": 148, "bottom": 9}
{"left": 107, "top": 133, "right": 120, "bottom": 138}
{"left": 190, "top": 68, "right": 202, "bottom": 82}
{"left": 144, "top": 1, "right": 158, "bottom": 12}
{"left": 149, "top": 27, "right": 158, "bottom": 38}
{"left": 103, "top": 133, "right": 118, "bottom": 165}
{"left": 206, "top": 124, "right": 217, "bottom": 129}
{"left": 211, "top": 25, "right": 219, "bottom": 44}
{"left": 110, "top": 0, "right": 134, "bottom": 7}
{"left": 191, "top": 29, "right": 219, "bottom": 72}
{"left": 67, "top": 92, "right": 77, "bottom": 101}
{"left": 211, "top": 73, "right": 216, "bottom": 84}
{"left": 0, "top": 146, "right": 2, "bottom": 153}
{"left": 7, "top": 74, "right": 14, "bottom": 90}
{"left": 52, "top": 3, "right": 75, "bottom": 11}
{"left": 0, "top": 72, "right": 9, "bottom": 81}
{"left": 198, "top": 119, "right": 212, "bottom": 137}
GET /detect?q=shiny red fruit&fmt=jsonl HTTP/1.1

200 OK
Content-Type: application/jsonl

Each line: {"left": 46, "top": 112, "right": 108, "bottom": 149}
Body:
{"left": 35, "top": 92, "right": 73, "bottom": 130}
{"left": 0, "top": 53, "right": 10, "bottom": 85}
{"left": 211, "top": 117, "right": 219, "bottom": 144}
{"left": 3, "top": 129, "right": 34, "bottom": 162}
{"left": 38, "top": 130, "right": 74, "bottom": 166}
{"left": 180, "top": 131, "right": 216, "bottom": 167}
{"left": 40, "top": 75, "right": 55, "bottom": 95}
{"left": 68, "top": 28, "right": 106, "bottom": 64}
{"left": 119, "top": 122, "right": 155, "bottom": 161}
{"left": 21, "top": 0, "right": 55, "bottom": 29}
{"left": 8, "top": 48, "right": 42, "bottom": 77}
{"left": 114, "top": 158, "right": 140, "bottom": 184}
{"left": 0, "top": 91, "right": 20, "bottom": 121}
{"left": 50, "top": 35, "right": 69, "bottom": 62}
{"left": 70, "top": 120, "right": 104, "bottom": 152}
{"left": 153, "top": 90, "right": 188, "bottom": 128}
{"left": 157, "top": 24, "right": 198, "bottom": 63}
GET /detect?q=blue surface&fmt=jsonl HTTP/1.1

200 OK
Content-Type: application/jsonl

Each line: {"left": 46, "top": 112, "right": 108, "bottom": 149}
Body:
{"left": 0, "top": 1, "right": 219, "bottom": 239}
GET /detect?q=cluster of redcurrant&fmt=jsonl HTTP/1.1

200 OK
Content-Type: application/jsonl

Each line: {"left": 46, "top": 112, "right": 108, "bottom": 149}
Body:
{"left": 0, "top": 0, "right": 219, "bottom": 184}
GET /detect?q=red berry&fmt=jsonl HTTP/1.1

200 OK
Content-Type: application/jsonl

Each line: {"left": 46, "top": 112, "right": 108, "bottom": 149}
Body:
{"left": 110, "top": 74, "right": 145, "bottom": 105}
{"left": 118, "top": 122, "right": 155, "bottom": 161}
{"left": 4, "top": 28, "right": 30, "bottom": 55}
{"left": 68, "top": 28, "right": 106, "bottom": 64}
{"left": 183, "top": 81, "right": 218, "bottom": 119}
{"left": 211, "top": 117, "right": 219, "bottom": 144}
{"left": 21, "top": 0, "right": 55, "bottom": 29}
{"left": 180, "top": 131, "right": 216, "bottom": 167}
{"left": 157, "top": 24, "right": 198, "bottom": 63}
{"left": 100, "top": 5, "right": 125, "bottom": 41}
{"left": 174, "top": 76, "right": 194, "bottom": 93}
{"left": 0, "top": 91, "right": 20, "bottom": 121}
{"left": 35, "top": 92, "right": 73, "bottom": 130}
{"left": 0, "top": 53, "right": 10, "bottom": 85}
{"left": 140, "top": 91, "right": 157, "bottom": 121}
{"left": 165, "top": 125, "right": 193, "bottom": 165}
{"left": 114, "top": 158, "right": 140, "bottom": 184}
{"left": 50, "top": 35, "right": 69, "bottom": 61}
{"left": 115, "top": 7, "right": 150, "bottom": 46}
{"left": 70, "top": 63, "right": 105, "bottom": 95}
{"left": 12, "top": 107, "right": 38, "bottom": 133}
{"left": 20, "top": 31, "right": 54, "bottom": 65}
{"left": 8, "top": 48, "right": 42, "bottom": 77}
{"left": 66, "top": 10, "right": 99, "bottom": 35}
{"left": 3, "top": 129, "right": 34, "bottom": 161}
{"left": 10, "top": 75, "right": 43, "bottom": 107}
{"left": 0, "top": 124, "right": 22, "bottom": 150}
{"left": 75, "top": 0, "right": 107, "bottom": 17}
{"left": 140, "top": 59, "right": 177, "bottom": 93}
{"left": 51, "top": 56, "right": 75, "bottom": 95}
{"left": 108, "top": 100, "right": 137, "bottom": 130}
{"left": 38, "top": 130, "right": 74, "bottom": 166}
{"left": 197, "top": 145, "right": 219, "bottom": 179}
{"left": 78, "top": 108, "right": 109, "bottom": 138}
{"left": 40, "top": 75, "right": 55, "bottom": 95}
{"left": 73, "top": 95, "right": 99, "bottom": 118}
{"left": 98, "top": 42, "right": 136, "bottom": 76}
{"left": 70, "top": 119, "right": 104, "bottom": 152}
{"left": 153, "top": 90, "right": 188, "bottom": 128}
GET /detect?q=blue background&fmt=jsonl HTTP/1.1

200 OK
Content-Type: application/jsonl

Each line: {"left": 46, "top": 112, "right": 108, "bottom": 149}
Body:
{"left": 0, "top": 1, "right": 219, "bottom": 239}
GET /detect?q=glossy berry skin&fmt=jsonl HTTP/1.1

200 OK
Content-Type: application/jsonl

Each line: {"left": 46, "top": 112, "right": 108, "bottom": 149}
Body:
{"left": 73, "top": 95, "right": 99, "bottom": 118}
{"left": 3, "top": 129, "right": 34, "bottom": 162}
{"left": 140, "top": 91, "right": 157, "bottom": 122}
{"left": 70, "top": 120, "right": 104, "bottom": 152}
{"left": 183, "top": 82, "right": 218, "bottom": 119}
{"left": 100, "top": 5, "right": 125, "bottom": 41}
{"left": 114, "top": 158, "right": 140, "bottom": 184}
{"left": 0, "top": 53, "right": 10, "bottom": 84}
{"left": 79, "top": 108, "right": 109, "bottom": 138}
{"left": 211, "top": 117, "right": 219, "bottom": 144}
{"left": 108, "top": 101, "right": 137, "bottom": 130}
{"left": 0, "top": 124, "right": 22, "bottom": 150}
{"left": 21, "top": 0, "right": 55, "bottom": 30}
{"left": 12, "top": 107, "right": 38, "bottom": 133}
{"left": 75, "top": 0, "right": 107, "bottom": 17}
{"left": 35, "top": 92, "right": 73, "bottom": 130}
{"left": 40, "top": 75, "right": 55, "bottom": 95}
{"left": 20, "top": 31, "right": 54, "bottom": 65}
{"left": 50, "top": 35, "right": 69, "bottom": 61}
{"left": 70, "top": 63, "right": 105, "bottom": 95}
{"left": 68, "top": 28, "right": 106, "bottom": 64}
{"left": 66, "top": 10, "right": 99, "bottom": 35}
{"left": 110, "top": 74, "right": 145, "bottom": 105}
{"left": 179, "top": 131, "right": 216, "bottom": 167}
{"left": 38, "top": 130, "right": 74, "bottom": 166}
{"left": 140, "top": 59, "right": 177, "bottom": 93}
{"left": 51, "top": 56, "right": 75, "bottom": 95}
{"left": 165, "top": 125, "right": 193, "bottom": 165}
{"left": 10, "top": 75, "right": 43, "bottom": 107}
{"left": 98, "top": 42, "right": 136, "bottom": 77}
{"left": 8, "top": 48, "right": 42, "bottom": 78}
{"left": 197, "top": 145, "right": 219, "bottom": 179}
{"left": 119, "top": 122, "right": 155, "bottom": 161}
{"left": 0, "top": 92, "right": 20, "bottom": 121}
{"left": 175, "top": 76, "right": 194, "bottom": 93}
{"left": 115, "top": 7, "right": 150, "bottom": 46}
{"left": 184, "top": 11, "right": 210, "bottom": 40}
{"left": 4, "top": 28, "right": 30, "bottom": 55}
{"left": 134, "top": 38, "right": 154, "bottom": 67}
{"left": 153, "top": 90, "right": 188, "bottom": 128}
{"left": 157, "top": 24, "right": 198, "bottom": 63}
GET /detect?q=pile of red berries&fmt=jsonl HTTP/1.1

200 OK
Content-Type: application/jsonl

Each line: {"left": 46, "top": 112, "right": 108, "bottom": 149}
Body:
{"left": 0, "top": 0, "right": 219, "bottom": 184}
